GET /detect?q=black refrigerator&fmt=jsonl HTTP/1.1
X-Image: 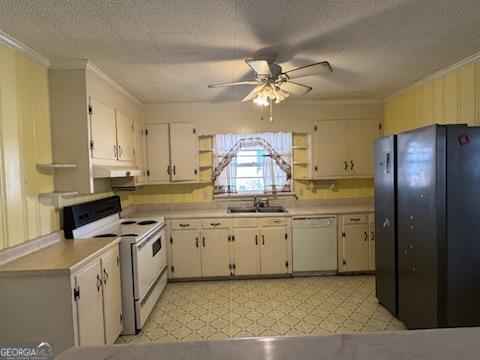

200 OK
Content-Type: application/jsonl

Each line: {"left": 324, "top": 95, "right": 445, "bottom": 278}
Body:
{"left": 376, "top": 124, "right": 480, "bottom": 329}
{"left": 374, "top": 135, "right": 398, "bottom": 316}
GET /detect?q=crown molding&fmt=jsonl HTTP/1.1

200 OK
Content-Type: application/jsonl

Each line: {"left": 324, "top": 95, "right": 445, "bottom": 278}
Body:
{"left": 384, "top": 50, "right": 480, "bottom": 102}
{"left": 49, "top": 59, "right": 143, "bottom": 106}
{"left": 0, "top": 29, "right": 49, "bottom": 67}
{"left": 86, "top": 62, "right": 144, "bottom": 106}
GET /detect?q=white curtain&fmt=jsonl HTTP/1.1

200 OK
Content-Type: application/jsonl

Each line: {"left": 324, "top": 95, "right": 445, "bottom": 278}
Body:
{"left": 261, "top": 133, "right": 292, "bottom": 190}
{"left": 214, "top": 132, "right": 292, "bottom": 192}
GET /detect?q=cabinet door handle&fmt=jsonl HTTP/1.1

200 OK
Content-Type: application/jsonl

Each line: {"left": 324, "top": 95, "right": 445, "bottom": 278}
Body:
{"left": 114, "top": 145, "right": 118, "bottom": 158}
{"left": 202, "top": 237, "right": 205, "bottom": 247}
{"left": 179, "top": 223, "right": 190, "bottom": 228}
{"left": 344, "top": 161, "right": 348, "bottom": 171}
{"left": 103, "top": 269, "right": 109, "bottom": 284}
{"left": 371, "top": 231, "right": 375, "bottom": 241}
{"left": 211, "top": 223, "right": 221, "bottom": 227}
{"left": 364, "top": 231, "right": 368, "bottom": 241}
{"left": 350, "top": 160, "right": 354, "bottom": 171}
{"left": 167, "top": 165, "right": 171, "bottom": 175}
{"left": 195, "top": 237, "right": 199, "bottom": 248}
{"left": 255, "top": 235, "right": 258, "bottom": 245}
{"left": 119, "top": 145, "right": 123, "bottom": 157}
{"left": 96, "top": 274, "right": 102, "bottom": 291}
{"left": 173, "top": 165, "right": 176, "bottom": 175}
{"left": 262, "top": 235, "right": 265, "bottom": 245}
{"left": 350, "top": 218, "right": 361, "bottom": 222}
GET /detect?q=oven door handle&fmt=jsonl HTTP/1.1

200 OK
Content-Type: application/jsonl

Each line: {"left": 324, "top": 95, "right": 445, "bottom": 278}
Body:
{"left": 137, "top": 223, "right": 166, "bottom": 250}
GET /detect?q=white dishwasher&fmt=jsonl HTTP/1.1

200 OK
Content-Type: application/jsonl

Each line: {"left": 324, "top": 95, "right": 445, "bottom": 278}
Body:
{"left": 293, "top": 216, "right": 337, "bottom": 272}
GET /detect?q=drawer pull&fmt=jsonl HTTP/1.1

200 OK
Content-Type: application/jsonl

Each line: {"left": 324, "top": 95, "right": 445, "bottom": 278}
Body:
{"left": 179, "top": 223, "right": 190, "bottom": 228}
{"left": 350, "top": 218, "right": 361, "bottom": 222}
{"left": 210, "top": 223, "right": 221, "bottom": 227}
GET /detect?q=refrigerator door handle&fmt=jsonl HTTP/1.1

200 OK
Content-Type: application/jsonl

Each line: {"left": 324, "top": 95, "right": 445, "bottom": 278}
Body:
{"left": 383, "top": 217, "right": 390, "bottom": 228}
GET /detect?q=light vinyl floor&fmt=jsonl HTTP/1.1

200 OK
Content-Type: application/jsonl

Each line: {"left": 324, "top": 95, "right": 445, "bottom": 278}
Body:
{"left": 117, "top": 275, "right": 405, "bottom": 344}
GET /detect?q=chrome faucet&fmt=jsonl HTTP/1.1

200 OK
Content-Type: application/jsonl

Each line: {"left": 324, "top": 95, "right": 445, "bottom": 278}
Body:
{"left": 253, "top": 197, "right": 269, "bottom": 208}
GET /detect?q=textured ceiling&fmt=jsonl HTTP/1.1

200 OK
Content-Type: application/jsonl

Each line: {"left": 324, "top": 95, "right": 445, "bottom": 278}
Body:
{"left": 1, "top": 0, "right": 480, "bottom": 103}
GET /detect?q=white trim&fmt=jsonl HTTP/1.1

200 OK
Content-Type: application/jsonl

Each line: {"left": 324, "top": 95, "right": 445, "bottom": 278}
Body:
{"left": 49, "top": 59, "right": 144, "bottom": 105}
{"left": 86, "top": 62, "right": 144, "bottom": 106}
{"left": 385, "top": 50, "right": 480, "bottom": 102}
{"left": 0, "top": 29, "right": 49, "bottom": 67}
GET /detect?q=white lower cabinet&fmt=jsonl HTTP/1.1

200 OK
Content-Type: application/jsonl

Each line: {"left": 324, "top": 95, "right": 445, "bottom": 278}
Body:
{"left": 0, "top": 242, "right": 122, "bottom": 355}
{"left": 74, "top": 260, "right": 105, "bottom": 345}
{"left": 169, "top": 217, "right": 291, "bottom": 279}
{"left": 170, "top": 229, "right": 202, "bottom": 278}
{"left": 201, "top": 229, "right": 231, "bottom": 277}
{"left": 100, "top": 247, "right": 123, "bottom": 344}
{"left": 232, "top": 228, "right": 260, "bottom": 275}
{"left": 259, "top": 227, "right": 289, "bottom": 275}
{"left": 338, "top": 213, "right": 375, "bottom": 273}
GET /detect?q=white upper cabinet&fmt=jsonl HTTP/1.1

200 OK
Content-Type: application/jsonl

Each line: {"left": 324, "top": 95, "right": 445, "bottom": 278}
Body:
{"left": 134, "top": 121, "right": 146, "bottom": 182}
{"left": 146, "top": 124, "right": 171, "bottom": 182}
{"left": 89, "top": 98, "right": 117, "bottom": 161}
{"left": 169, "top": 123, "right": 198, "bottom": 181}
{"left": 313, "top": 121, "right": 349, "bottom": 178}
{"left": 115, "top": 111, "right": 135, "bottom": 162}
{"left": 348, "top": 120, "right": 382, "bottom": 176}
{"left": 146, "top": 123, "right": 199, "bottom": 183}
{"left": 312, "top": 119, "right": 382, "bottom": 179}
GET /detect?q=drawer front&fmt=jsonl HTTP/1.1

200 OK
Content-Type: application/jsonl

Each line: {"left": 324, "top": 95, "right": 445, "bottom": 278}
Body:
{"left": 232, "top": 218, "right": 257, "bottom": 228}
{"left": 202, "top": 219, "right": 231, "bottom": 229}
{"left": 343, "top": 214, "right": 368, "bottom": 225}
{"left": 171, "top": 219, "right": 202, "bottom": 230}
{"left": 258, "top": 217, "right": 287, "bottom": 227}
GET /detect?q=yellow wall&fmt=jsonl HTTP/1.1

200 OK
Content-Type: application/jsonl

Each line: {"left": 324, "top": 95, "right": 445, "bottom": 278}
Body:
{"left": 385, "top": 59, "right": 480, "bottom": 134}
{"left": 0, "top": 43, "right": 115, "bottom": 250}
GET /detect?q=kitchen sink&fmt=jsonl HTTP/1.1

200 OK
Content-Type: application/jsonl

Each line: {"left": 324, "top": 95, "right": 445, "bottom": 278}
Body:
{"left": 227, "top": 207, "right": 257, "bottom": 213}
{"left": 256, "top": 206, "right": 288, "bottom": 213}
{"left": 227, "top": 206, "right": 288, "bottom": 214}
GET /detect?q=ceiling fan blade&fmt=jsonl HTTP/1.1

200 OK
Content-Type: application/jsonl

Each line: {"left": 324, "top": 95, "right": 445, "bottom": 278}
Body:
{"left": 284, "top": 61, "right": 332, "bottom": 79}
{"left": 208, "top": 80, "right": 260, "bottom": 88}
{"left": 245, "top": 59, "right": 273, "bottom": 76}
{"left": 278, "top": 81, "right": 312, "bottom": 96}
{"left": 241, "top": 84, "right": 266, "bottom": 102}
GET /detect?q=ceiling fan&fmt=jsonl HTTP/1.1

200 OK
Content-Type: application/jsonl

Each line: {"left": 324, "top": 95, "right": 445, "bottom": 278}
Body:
{"left": 208, "top": 59, "right": 333, "bottom": 113}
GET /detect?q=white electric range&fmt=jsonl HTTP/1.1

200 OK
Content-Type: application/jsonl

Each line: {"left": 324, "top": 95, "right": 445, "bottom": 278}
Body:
{"left": 63, "top": 196, "right": 167, "bottom": 335}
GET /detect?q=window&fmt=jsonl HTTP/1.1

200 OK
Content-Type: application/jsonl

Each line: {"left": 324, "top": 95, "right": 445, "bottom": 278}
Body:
{"left": 213, "top": 133, "right": 292, "bottom": 195}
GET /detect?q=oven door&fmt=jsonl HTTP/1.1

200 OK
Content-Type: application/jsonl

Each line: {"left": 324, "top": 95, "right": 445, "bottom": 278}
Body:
{"left": 132, "top": 223, "right": 167, "bottom": 299}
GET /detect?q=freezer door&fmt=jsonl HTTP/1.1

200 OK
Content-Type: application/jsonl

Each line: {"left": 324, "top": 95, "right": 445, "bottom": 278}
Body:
{"left": 397, "top": 125, "right": 445, "bottom": 329}
{"left": 374, "top": 135, "right": 398, "bottom": 316}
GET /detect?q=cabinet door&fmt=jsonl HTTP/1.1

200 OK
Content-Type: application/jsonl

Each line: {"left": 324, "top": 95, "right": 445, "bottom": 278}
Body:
{"left": 260, "top": 227, "right": 288, "bottom": 275}
{"left": 116, "top": 111, "right": 135, "bottom": 162}
{"left": 233, "top": 228, "right": 260, "bottom": 275}
{"left": 89, "top": 98, "right": 117, "bottom": 161}
{"left": 201, "top": 229, "right": 230, "bottom": 277}
{"left": 369, "top": 215, "right": 375, "bottom": 271}
{"left": 313, "top": 121, "right": 349, "bottom": 178}
{"left": 134, "top": 121, "right": 145, "bottom": 183}
{"left": 74, "top": 260, "right": 105, "bottom": 345}
{"left": 146, "top": 124, "right": 171, "bottom": 182}
{"left": 171, "top": 230, "right": 202, "bottom": 278}
{"left": 342, "top": 224, "right": 370, "bottom": 272}
{"left": 100, "top": 247, "right": 123, "bottom": 345}
{"left": 348, "top": 120, "right": 382, "bottom": 176}
{"left": 169, "top": 123, "right": 198, "bottom": 181}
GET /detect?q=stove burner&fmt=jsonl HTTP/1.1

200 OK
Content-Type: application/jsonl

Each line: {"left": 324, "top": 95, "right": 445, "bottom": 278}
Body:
{"left": 138, "top": 220, "right": 157, "bottom": 225}
{"left": 121, "top": 233, "right": 139, "bottom": 237}
{"left": 94, "top": 233, "right": 118, "bottom": 238}
{"left": 121, "top": 220, "right": 137, "bottom": 225}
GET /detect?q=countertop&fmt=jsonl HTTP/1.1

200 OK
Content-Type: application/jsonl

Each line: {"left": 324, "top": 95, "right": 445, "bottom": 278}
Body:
{"left": 0, "top": 237, "right": 120, "bottom": 277}
{"left": 131, "top": 204, "right": 374, "bottom": 220}
{"left": 57, "top": 328, "right": 480, "bottom": 360}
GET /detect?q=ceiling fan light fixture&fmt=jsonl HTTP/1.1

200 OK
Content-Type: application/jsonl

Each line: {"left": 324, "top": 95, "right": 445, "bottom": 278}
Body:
{"left": 253, "top": 95, "right": 269, "bottom": 106}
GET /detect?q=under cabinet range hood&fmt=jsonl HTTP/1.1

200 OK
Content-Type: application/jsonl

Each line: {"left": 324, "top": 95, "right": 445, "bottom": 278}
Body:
{"left": 92, "top": 165, "right": 142, "bottom": 178}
